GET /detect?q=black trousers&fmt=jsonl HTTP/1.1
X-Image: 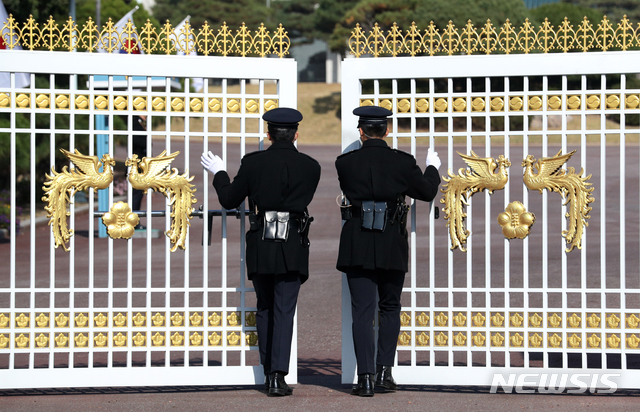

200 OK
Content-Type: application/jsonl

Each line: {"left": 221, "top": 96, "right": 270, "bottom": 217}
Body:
{"left": 252, "top": 272, "right": 301, "bottom": 375}
{"left": 346, "top": 268, "right": 405, "bottom": 375}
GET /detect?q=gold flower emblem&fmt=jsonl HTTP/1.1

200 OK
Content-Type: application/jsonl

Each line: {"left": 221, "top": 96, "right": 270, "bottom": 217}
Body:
{"left": 209, "top": 332, "right": 221, "bottom": 346}
{"left": 416, "top": 332, "right": 429, "bottom": 346}
{"left": 472, "top": 332, "right": 486, "bottom": 347}
{"left": 54, "top": 333, "right": 69, "bottom": 347}
{"left": 133, "top": 332, "right": 146, "bottom": 347}
{"left": 189, "top": 332, "right": 203, "bottom": 346}
{"left": 208, "top": 312, "right": 221, "bottom": 327}
{"left": 245, "top": 312, "right": 257, "bottom": 327}
{"left": 74, "top": 333, "right": 88, "bottom": 347}
{"left": 397, "top": 331, "right": 411, "bottom": 346}
{"left": 0, "top": 334, "right": 10, "bottom": 348}
{"left": 491, "top": 333, "right": 504, "bottom": 347}
{"left": 102, "top": 202, "right": 139, "bottom": 239}
{"left": 497, "top": 201, "right": 535, "bottom": 239}
{"left": 246, "top": 332, "right": 259, "bottom": 346}
{"left": 151, "top": 332, "right": 165, "bottom": 346}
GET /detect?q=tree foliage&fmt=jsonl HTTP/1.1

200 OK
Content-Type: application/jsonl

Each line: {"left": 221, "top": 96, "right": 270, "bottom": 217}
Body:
{"left": 329, "top": 0, "right": 529, "bottom": 53}
{"left": 561, "top": 0, "right": 640, "bottom": 22}
{"left": 153, "top": 0, "right": 270, "bottom": 31}
{"left": 76, "top": 0, "right": 159, "bottom": 30}
{"left": 313, "top": 0, "right": 360, "bottom": 40}
{"left": 3, "top": 0, "right": 157, "bottom": 28}
{"left": 2, "top": 0, "right": 68, "bottom": 23}
{"left": 527, "top": 2, "right": 603, "bottom": 27}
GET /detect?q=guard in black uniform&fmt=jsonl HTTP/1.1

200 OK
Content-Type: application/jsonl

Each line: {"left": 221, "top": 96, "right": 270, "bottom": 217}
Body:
{"left": 336, "top": 106, "right": 441, "bottom": 397}
{"left": 201, "top": 108, "right": 321, "bottom": 397}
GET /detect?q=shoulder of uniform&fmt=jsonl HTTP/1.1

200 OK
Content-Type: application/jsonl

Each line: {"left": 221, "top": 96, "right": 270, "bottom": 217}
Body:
{"left": 243, "top": 150, "right": 262, "bottom": 158}
{"left": 391, "top": 148, "right": 416, "bottom": 159}
{"left": 337, "top": 150, "right": 356, "bottom": 160}
{"left": 298, "top": 151, "right": 320, "bottom": 165}
{"left": 240, "top": 150, "right": 264, "bottom": 163}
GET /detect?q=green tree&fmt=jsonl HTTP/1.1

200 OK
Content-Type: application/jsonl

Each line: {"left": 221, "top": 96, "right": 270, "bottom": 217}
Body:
{"left": 314, "top": 0, "right": 360, "bottom": 40}
{"left": 527, "top": 2, "right": 603, "bottom": 26}
{"left": 329, "top": 0, "right": 529, "bottom": 54}
{"left": 269, "top": 0, "right": 318, "bottom": 39}
{"left": 74, "top": 0, "right": 159, "bottom": 33}
{"left": 2, "top": 0, "right": 68, "bottom": 23}
{"left": 267, "top": 0, "right": 360, "bottom": 41}
{"left": 562, "top": 0, "right": 640, "bottom": 22}
{"left": 153, "top": 0, "right": 270, "bottom": 31}
{"left": 3, "top": 0, "right": 158, "bottom": 39}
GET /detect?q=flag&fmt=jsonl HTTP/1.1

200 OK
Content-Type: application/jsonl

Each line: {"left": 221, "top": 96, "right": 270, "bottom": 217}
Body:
{"left": 97, "top": 5, "right": 144, "bottom": 54}
{"left": 172, "top": 16, "right": 204, "bottom": 92}
{"left": 0, "top": 0, "right": 30, "bottom": 88}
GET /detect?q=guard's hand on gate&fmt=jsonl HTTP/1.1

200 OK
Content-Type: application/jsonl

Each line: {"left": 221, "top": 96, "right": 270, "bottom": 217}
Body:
{"left": 201, "top": 151, "right": 225, "bottom": 175}
{"left": 426, "top": 147, "right": 441, "bottom": 170}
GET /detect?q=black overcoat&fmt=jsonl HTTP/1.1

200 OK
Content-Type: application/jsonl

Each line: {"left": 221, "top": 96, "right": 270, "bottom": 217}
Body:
{"left": 213, "top": 140, "right": 321, "bottom": 283}
{"left": 335, "top": 138, "right": 441, "bottom": 273}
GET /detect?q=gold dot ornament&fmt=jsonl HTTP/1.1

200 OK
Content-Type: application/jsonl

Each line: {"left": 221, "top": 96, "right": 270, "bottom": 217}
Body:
{"left": 190, "top": 97, "right": 203, "bottom": 112}
{"left": 471, "top": 97, "right": 484, "bottom": 111}
{"left": 35, "top": 94, "right": 50, "bottom": 109}
{"left": 16, "top": 93, "right": 30, "bottom": 108}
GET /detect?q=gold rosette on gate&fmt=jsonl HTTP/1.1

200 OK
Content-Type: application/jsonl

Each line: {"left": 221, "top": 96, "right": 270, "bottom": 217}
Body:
{"left": 102, "top": 202, "right": 139, "bottom": 239}
{"left": 497, "top": 201, "right": 535, "bottom": 240}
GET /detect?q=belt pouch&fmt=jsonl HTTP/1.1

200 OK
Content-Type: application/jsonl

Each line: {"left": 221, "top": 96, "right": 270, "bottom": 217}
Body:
{"left": 373, "top": 202, "right": 387, "bottom": 231}
{"left": 262, "top": 211, "right": 290, "bottom": 242}
{"left": 361, "top": 201, "right": 374, "bottom": 230}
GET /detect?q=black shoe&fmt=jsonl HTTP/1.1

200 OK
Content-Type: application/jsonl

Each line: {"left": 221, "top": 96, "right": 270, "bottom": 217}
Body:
{"left": 351, "top": 373, "right": 375, "bottom": 397}
{"left": 375, "top": 365, "right": 397, "bottom": 392}
{"left": 134, "top": 224, "right": 146, "bottom": 230}
{"left": 268, "top": 372, "right": 293, "bottom": 397}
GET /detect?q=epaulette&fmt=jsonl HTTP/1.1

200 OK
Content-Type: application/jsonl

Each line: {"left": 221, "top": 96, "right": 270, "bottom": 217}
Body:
{"left": 299, "top": 151, "right": 321, "bottom": 164}
{"left": 242, "top": 150, "right": 263, "bottom": 159}
{"left": 392, "top": 148, "right": 416, "bottom": 158}
{"left": 337, "top": 150, "right": 357, "bottom": 159}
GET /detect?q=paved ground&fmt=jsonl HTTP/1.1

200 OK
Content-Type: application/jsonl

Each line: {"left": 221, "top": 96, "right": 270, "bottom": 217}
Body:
{"left": 2, "top": 143, "right": 640, "bottom": 410}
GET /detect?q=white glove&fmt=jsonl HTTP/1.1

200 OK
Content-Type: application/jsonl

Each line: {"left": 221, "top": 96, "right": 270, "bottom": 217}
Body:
{"left": 426, "top": 147, "right": 441, "bottom": 170}
{"left": 201, "top": 151, "right": 225, "bottom": 175}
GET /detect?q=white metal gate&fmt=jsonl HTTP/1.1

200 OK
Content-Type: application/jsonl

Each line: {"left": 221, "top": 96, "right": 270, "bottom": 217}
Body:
{"left": 0, "top": 23, "right": 296, "bottom": 389}
{"left": 341, "top": 35, "right": 640, "bottom": 389}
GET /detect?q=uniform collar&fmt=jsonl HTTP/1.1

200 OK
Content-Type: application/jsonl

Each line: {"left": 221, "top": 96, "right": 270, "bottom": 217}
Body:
{"left": 267, "top": 140, "right": 298, "bottom": 151}
{"left": 361, "top": 138, "right": 389, "bottom": 149}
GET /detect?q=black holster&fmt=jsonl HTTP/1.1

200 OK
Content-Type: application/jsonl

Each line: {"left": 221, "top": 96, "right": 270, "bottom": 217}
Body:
{"left": 389, "top": 196, "right": 409, "bottom": 235}
{"left": 298, "top": 211, "right": 314, "bottom": 247}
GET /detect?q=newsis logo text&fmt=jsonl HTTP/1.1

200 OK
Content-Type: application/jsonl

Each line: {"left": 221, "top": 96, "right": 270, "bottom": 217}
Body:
{"left": 490, "top": 373, "right": 620, "bottom": 394}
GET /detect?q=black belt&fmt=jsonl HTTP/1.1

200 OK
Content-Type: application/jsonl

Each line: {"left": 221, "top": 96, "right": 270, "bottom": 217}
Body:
{"left": 348, "top": 204, "right": 396, "bottom": 218}
{"left": 257, "top": 211, "right": 305, "bottom": 220}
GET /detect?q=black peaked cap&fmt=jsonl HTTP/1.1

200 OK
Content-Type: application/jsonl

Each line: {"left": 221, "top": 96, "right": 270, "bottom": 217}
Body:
{"left": 353, "top": 106, "right": 392, "bottom": 126}
{"left": 262, "top": 107, "right": 303, "bottom": 128}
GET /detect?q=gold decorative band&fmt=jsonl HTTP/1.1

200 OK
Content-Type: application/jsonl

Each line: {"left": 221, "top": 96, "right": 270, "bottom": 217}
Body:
{"left": 394, "top": 311, "right": 640, "bottom": 348}
{"left": 358, "top": 95, "right": 639, "bottom": 114}
{"left": 0, "top": 311, "right": 258, "bottom": 348}
{"left": 348, "top": 16, "right": 640, "bottom": 57}
{"left": 0, "top": 16, "right": 290, "bottom": 57}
